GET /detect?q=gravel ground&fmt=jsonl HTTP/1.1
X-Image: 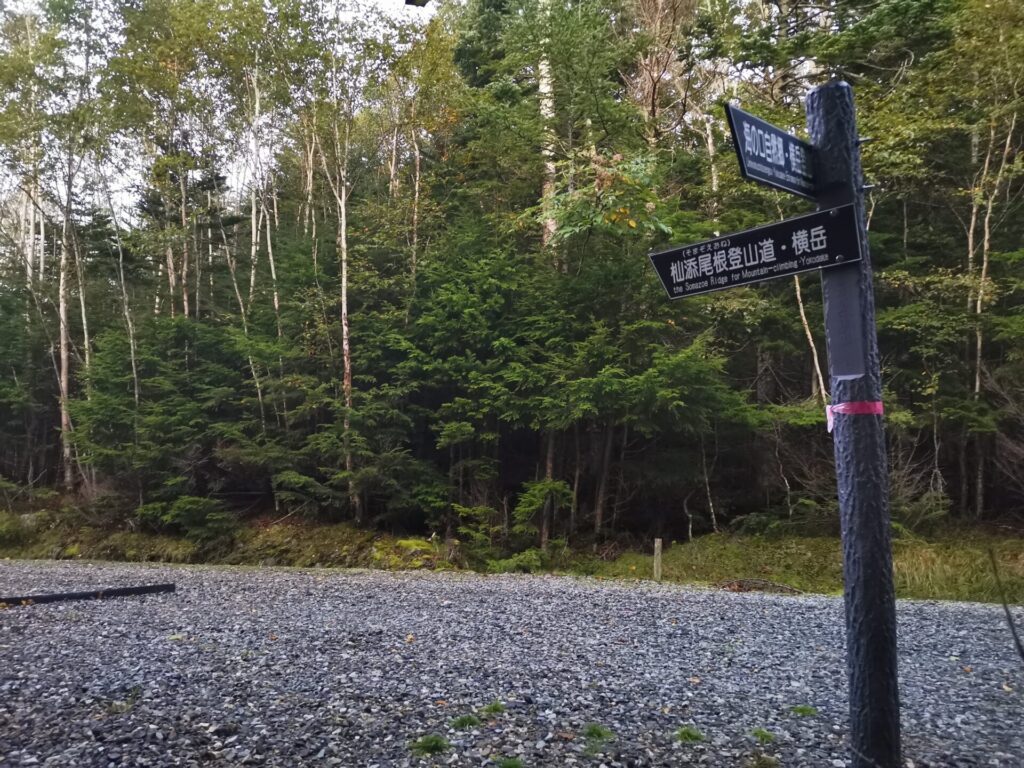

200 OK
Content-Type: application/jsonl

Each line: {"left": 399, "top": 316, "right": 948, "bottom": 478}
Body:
{"left": 0, "top": 561, "right": 1021, "bottom": 768}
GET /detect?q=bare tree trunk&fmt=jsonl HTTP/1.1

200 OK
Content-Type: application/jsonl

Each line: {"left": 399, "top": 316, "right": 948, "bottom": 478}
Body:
{"left": 179, "top": 172, "right": 190, "bottom": 318}
{"left": 593, "top": 425, "right": 615, "bottom": 545}
{"left": 774, "top": 426, "right": 794, "bottom": 518}
{"left": 271, "top": 178, "right": 279, "bottom": 229}
{"left": 37, "top": 202, "right": 45, "bottom": 278}
{"left": 264, "top": 203, "right": 283, "bottom": 341}
{"left": 165, "top": 245, "right": 177, "bottom": 318}
{"left": 388, "top": 122, "right": 400, "bottom": 200}
{"left": 264, "top": 202, "right": 288, "bottom": 428}
{"left": 20, "top": 190, "right": 33, "bottom": 283}
{"left": 58, "top": 216, "right": 73, "bottom": 491}
{"left": 611, "top": 423, "right": 629, "bottom": 530}
{"left": 104, "top": 184, "right": 140, "bottom": 408}
{"left": 537, "top": 0, "right": 558, "bottom": 261}
{"left": 72, "top": 236, "right": 90, "bottom": 374}
{"left": 316, "top": 121, "right": 359, "bottom": 521}
{"left": 755, "top": 346, "right": 774, "bottom": 404}
{"left": 794, "top": 275, "right": 828, "bottom": 406}
{"left": 700, "top": 433, "right": 718, "bottom": 532}
{"left": 248, "top": 188, "right": 263, "bottom": 313}
{"left": 220, "top": 222, "right": 267, "bottom": 430}
{"left": 203, "top": 190, "right": 215, "bottom": 318}
{"left": 410, "top": 122, "right": 421, "bottom": 291}
{"left": 154, "top": 261, "right": 163, "bottom": 315}
{"left": 971, "top": 113, "right": 1016, "bottom": 518}
{"left": 339, "top": 190, "right": 356, "bottom": 518}
{"left": 682, "top": 490, "right": 693, "bottom": 541}
{"left": 704, "top": 113, "right": 720, "bottom": 230}
{"left": 570, "top": 422, "right": 581, "bottom": 540}
{"left": 540, "top": 432, "right": 555, "bottom": 550}
{"left": 302, "top": 129, "right": 316, "bottom": 237}
{"left": 958, "top": 428, "right": 970, "bottom": 517}
{"left": 539, "top": 55, "right": 557, "bottom": 253}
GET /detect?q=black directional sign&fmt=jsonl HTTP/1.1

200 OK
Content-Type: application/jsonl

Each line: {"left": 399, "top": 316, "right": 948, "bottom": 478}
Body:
{"left": 725, "top": 103, "right": 816, "bottom": 199}
{"left": 649, "top": 204, "right": 861, "bottom": 300}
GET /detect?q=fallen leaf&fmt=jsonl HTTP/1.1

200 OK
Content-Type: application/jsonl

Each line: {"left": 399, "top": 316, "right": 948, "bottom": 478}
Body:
{"left": 688, "top": 676, "right": 701, "bottom": 685}
{"left": 405, "top": 633, "right": 415, "bottom": 644}
{"left": 1002, "top": 683, "right": 1013, "bottom": 692}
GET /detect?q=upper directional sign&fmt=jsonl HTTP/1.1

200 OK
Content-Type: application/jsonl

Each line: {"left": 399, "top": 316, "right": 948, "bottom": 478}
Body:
{"left": 725, "top": 103, "right": 816, "bottom": 199}
{"left": 649, "top": 204, "right": 861, "bottom": 300}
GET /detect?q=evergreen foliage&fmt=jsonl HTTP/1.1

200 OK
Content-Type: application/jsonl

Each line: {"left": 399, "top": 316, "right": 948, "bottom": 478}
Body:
{"left": 0, "top": 0, "right": 1021, "bottom": 551}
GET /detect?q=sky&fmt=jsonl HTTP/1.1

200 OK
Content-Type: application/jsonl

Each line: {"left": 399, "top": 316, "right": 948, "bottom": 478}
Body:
{"left": 0, "top": 0, "right": 437, "bottom": 19}
{"left": 0, "top": 0, "right": 441, "bottom": 223}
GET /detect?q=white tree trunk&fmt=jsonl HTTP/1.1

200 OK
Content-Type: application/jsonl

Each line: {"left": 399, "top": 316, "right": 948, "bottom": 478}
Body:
{"left": 58, "top": 217, "right": 73, "bottom": 490}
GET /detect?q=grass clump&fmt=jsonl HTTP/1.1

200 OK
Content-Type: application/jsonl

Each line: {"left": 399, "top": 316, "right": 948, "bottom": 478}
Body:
{"left": 750, "top": 727, "right": 775, "bottom": 745}
{"left": 891, "top": 535, "right": 1024, "bottom": 602}
{"left": 583, "top": 723, "right": 614, "bottom": 741}
{"left": 675, "top": 725, "right": 704, "bottom": 743}
{"left": 789, "top": 704, "right": 818, "bottom": 717}
{"left": 589, "top": 531, "right": 1024, "bottom": 603}
{"left": 596, "top": 534, "right": 844, "bottom": 593}
{"left": 409, "top": 734, "right": 450, "bottom": 756}
{"left": 480, "top": 700, "right": 507, "bottom": 716}
{"left": 582, "top": 722, "right": 614, "bottom": 755}
{"left": 451, "top": 714, "right": 481, "bottom": 729}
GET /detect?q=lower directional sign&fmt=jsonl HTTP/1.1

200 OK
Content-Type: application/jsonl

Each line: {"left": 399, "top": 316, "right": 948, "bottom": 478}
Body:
{"left": 649, "top": 204, "right": 861, "bottom": 300}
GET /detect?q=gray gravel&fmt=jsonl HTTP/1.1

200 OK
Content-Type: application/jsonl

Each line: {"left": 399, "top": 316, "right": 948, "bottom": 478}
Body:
{"left": 0, "top": 561, "right": 1021, "bottom": 767}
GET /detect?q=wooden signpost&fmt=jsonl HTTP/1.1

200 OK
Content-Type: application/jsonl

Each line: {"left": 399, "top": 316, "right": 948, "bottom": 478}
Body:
{"left": 650, "top": 82, "right": 901, "bottom": 768}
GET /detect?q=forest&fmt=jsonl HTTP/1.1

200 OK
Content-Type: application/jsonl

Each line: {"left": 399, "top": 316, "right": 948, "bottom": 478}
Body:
{"left": 0, "top": 0, "right": 1022, "bottom": 562}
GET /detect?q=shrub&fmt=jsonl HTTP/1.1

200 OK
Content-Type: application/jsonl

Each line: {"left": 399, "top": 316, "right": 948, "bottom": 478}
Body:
{"left": 137, "top": 496, "right": 236, "bottom": 542}
{"left": 487, "top": 548, "right": 544, "bottom": 573}
{"left": 0, "top": 512, "right": 29, "bottom": 547}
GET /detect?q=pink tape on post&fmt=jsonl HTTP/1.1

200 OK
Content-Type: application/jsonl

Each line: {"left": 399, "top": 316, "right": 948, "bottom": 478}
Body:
{"left": 826, "top": 401, "right": 884, "bottom": 433}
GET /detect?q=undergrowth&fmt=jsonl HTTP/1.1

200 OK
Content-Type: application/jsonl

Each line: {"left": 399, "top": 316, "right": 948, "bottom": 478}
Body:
{"left": 1, "top": 515, "right": 1021, "bottom": 604}
{"left": 588, "top": 532, "right": 1024, "bottom": 603}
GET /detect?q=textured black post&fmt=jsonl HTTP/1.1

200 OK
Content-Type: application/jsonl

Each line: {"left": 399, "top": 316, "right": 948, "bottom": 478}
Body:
{"left": 806, "top": 81, "right": 901, "bottom": 767}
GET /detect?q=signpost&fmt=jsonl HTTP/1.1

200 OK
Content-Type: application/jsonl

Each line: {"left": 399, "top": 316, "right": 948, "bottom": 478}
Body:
{"left": 649, "top": 204, "right": 860, "bottom": 300}
{"left": 725, "top": 103, "right": 816, "bottom": 199}
{"left": 650, "top": 85, "right": 901, "bottom": 768}
{"left": 807, "top": 82, "right": 901, "bottom": 768}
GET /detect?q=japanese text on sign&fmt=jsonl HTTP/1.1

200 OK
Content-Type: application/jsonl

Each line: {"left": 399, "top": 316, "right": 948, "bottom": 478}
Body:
{"left": 648, "top": 205, "right": 860, "bottom": 300}
{"left": 725, "top": 103, "right": 817, "bottom": 199}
